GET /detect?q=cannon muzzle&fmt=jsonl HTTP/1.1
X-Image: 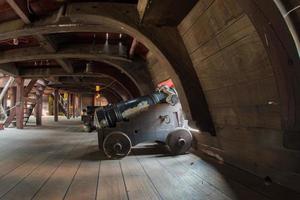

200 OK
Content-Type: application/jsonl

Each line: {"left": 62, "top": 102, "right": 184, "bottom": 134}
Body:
{"left": 94, "top": 85, "right": 178, "bottom": 129}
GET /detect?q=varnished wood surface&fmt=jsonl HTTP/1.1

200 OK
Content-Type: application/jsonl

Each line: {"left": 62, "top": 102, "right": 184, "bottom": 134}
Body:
{"left": 0, "top": 117, "right": 298, "bottom": 200}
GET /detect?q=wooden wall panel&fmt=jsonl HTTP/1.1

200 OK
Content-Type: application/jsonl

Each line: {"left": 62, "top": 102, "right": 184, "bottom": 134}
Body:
{"left": 178, "top": 0, "right": 300, "bottom": 192}
{"left": 146, "top": 52, "right": 170, "bottom": 86}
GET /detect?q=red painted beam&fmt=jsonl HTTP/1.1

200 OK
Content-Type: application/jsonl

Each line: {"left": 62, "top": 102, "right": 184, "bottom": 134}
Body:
{"left": 24, "top": 79, "right": 37, "bottom": 97}
{"left": 54, "top": 89, "right": 58, "bottom": 122}
{"left": 35, "top": 93, "right": 42, "bottom": 126}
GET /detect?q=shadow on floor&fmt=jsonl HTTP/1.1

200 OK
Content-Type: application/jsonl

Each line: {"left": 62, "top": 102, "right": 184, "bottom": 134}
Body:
{"left": 78, "top": 143, "right": 175, "bottom": 161}
{"left": 80, "top": 149, "right": 110, "bottom": 161}
{"left": 191, "top": 150, "right": 300, "bottom": 200}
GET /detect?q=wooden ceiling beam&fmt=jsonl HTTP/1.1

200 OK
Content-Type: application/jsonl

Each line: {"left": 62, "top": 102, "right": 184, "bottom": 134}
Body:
{"left": 55, "top": 58, "right": 81, "bottom": 82}
{"left": 48, "top": 81, "right": 130, "bottom": 100}
{"left": 4, "top": 1, "right": 79, "bottom": 81}
{"left": 0, "top": 48, "right": 131, "bottom": 82}
{"left": 137, "top": 0, "right": 198, "bottom": 26}
{"left": 33, "top": 33, "right": 81, "bottom": 81}
{"left": 0, "top": 21, "right": 120, "bottom": 41}
{"left": 57, "top": 76, "right": 113, "bottom": 83}
{"left": 0, "top": 2, "right": 216, "bottom": 133}
{"left": 6, "top": 0, "right": 31, "bottom": 24}
{"left": 55, "top": 59, "right": 73, "bottom": 74}
{"left": 19, "top": 68, "right": 110, "bottom": 79}
{"left": 3, "top": 0, "right": 31, "bottom": 77}
{"left": 0, "top": 63, "right": 19, "bottom": 76}
{"left": 34, "top": 34, "right": 57, "bottom": 53}
{"left": 0, "top": 45, "right": 130, "bottom": 64}
{"left": 18, "top": 67, "right": 126, "bottom": 93}
{"left": 5, "top": 1, "right": 80, "bottom": 82}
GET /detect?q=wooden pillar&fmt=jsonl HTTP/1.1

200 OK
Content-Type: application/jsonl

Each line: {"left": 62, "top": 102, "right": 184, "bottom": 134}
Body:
{"left": 7, "top": 87, "right": 17, "bottom": 118}
{"left": 11, "top": 87, "right": 16, "bottom": 107}
{"left": 2, "top": 92, "right": 7, "bottom": 111}
{"left": 77, "top": 94, "right": 81, "bottom": 117}
{"left": 15, "top": 78, "right": 24, "bottom": 129}
{"left": 72, "top": 94, "right": 76, "bottom": 118}
{"left": 35, "top": 93, "right": 43, "bottom": 126}
{"left": 54, "top": 89, "right": 58, "bottom": 122}
{"left": 79, "top": 94, "right": 82, "bottom": 116}
{"left": 67, "top": 92, "right": 70, "bottom": 119}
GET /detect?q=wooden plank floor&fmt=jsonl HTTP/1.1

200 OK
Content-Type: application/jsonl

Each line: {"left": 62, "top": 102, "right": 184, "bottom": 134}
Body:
{"left": 0, "top": 116, "right": 298, "bottom": 200}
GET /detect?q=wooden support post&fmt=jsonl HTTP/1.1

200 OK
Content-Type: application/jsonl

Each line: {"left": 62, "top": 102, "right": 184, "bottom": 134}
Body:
{"left": 67, "top": 92, "right": 70, "bottom": 119}
{"left": 4, "top": 87, "right": 17, "bottom": 127}
{"left": 35, "top": 92, "right": 42, "bottom": 126}
{"left": 79, "top": 94, "right": 82, "bottom": 116}
{"left": 76, "top": 94, "right": 81, "bottom": 117}
{"left": 54, "top": 89, "right": 58, "bottom": 122}
{"left": 11, "top": 87, "right": 16, "bottom": 107}
{"left": 24, "top": 98, "right": 27, "bottom": 116}
{"left": 72, "top": 94, "right": 75, "bottom": 118}
{"left": 15, "top": 77, "right": 24, "bottom": 129}
{"left": 13, "top": 87, "right": 16, "bottom": 107}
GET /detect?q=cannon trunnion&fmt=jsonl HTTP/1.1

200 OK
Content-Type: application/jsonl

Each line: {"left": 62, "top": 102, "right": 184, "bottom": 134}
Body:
{"left": 94, "top": 86, "right": 193, "bottom": 159}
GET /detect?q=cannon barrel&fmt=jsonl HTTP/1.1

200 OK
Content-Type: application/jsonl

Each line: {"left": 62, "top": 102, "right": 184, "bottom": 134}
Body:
{"left": 94, "top": 85, "right": 178, "bottom": 129}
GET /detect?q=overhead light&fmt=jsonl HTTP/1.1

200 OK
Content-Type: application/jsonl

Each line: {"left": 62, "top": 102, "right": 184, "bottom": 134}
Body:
{"left": 106, "top": 33, "right": 109, "bottom": 40}
{"left": 119, "top": 33, "right": 122, "bottom": 39}
{"left": 95, "top": 85, "right": 101, "bottom": 92}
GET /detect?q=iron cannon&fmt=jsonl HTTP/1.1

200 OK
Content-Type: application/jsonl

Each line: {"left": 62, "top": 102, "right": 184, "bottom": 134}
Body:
{"left": 94, "top": 85, "right": 193, "bottom": 159}
{"left": 81, "top": 106, "right": 100, "bottom": 132}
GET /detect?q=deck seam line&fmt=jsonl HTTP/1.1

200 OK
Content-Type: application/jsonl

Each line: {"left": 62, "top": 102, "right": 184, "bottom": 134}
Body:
{"left": 62, "top": 141, "right": 94, "bottom": 200}
{"left": 0, "top": 142, "right": 61, "bottom": 181}
{"left": 30, "top": 141, "right": 80, "bottom": 200}
{"left": 119, "top": 160, "right": 130, "bottom": 200}
{"left": 134, "top": 155, "right": 164, "bottom": 200}
{"left": 0, "top": 143, "right": 65, "bottom": 199}
{"left": 94, "top": 159, "right": 101, "bottom": 200}
{"left": 155, "top": 155, "right": 232, "bottom": 200}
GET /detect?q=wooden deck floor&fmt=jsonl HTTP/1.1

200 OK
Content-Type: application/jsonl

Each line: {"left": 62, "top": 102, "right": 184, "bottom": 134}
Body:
{"left": 0, "top": 117, "right": 298, "bottom": 200}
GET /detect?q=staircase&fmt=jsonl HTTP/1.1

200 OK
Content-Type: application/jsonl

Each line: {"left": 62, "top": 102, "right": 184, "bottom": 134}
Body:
{"left": 4, "top": 79, "right": 46, "bottom": 127}
{"left": 51, "top": 92, "right": 68, "bottom": 118}
{"left": 24, "top": 81, "right": 46, "bottom": 125}
{"left": 58, "top": 93, "right": 68, "bottom": 117}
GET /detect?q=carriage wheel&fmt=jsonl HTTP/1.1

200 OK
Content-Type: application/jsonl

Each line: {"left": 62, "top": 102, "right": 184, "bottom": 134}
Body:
{"left": 103, "top": 131, "right": 132, "bottom": 159}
